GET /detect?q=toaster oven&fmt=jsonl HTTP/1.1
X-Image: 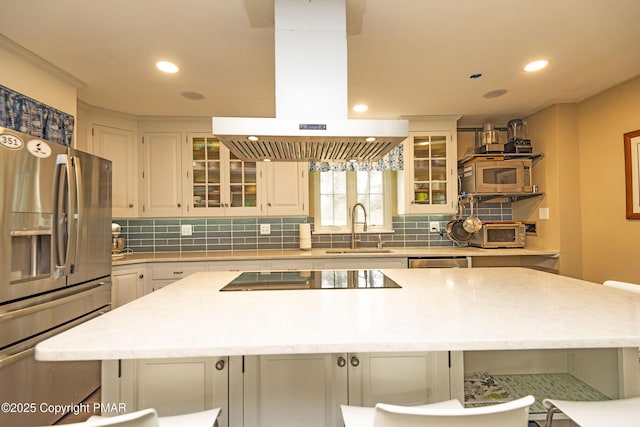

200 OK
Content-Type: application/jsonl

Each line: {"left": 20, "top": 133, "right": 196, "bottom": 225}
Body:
{"left": 470, "top": 222, "right": 526, "bottom": 248}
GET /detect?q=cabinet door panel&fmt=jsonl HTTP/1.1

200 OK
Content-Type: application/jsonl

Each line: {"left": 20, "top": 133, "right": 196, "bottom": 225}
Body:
{"left": 265, "top": 162, "right": 308, "bottom": 215}
{"left": 348, "top": 352, "right": 451, "bottom": 406}
{"left": 316, "top": 258, "right": 408, "bottom": 270}
{"left": 93, "top": 125, "right": 136, "bottom": 217}
{"left": 111, "top": 268, "right": 145, "bottom": 308}
{"left": 243, "top": 354, "right": 347, "bottom": 427}
{"left": 186, "top": 133, "right": 262, "bottom": 216}
{"left": 398, "top": 116, "right": 459, "bottom": 215}
{"left": 135, "top": 357, "right": 228, "bottom": 427}
{"left": 137, "top": 359, "right": 209, "bottom": 415}
{"left": 142, "top": 132, "right": 182, "bottom": 216}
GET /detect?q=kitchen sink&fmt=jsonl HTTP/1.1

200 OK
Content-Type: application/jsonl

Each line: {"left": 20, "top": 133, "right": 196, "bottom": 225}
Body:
{"left": 324, "top": 248, "right": 393, "bottom": 254}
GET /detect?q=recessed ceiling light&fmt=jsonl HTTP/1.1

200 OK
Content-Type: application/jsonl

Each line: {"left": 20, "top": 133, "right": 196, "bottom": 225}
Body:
{"left": 365, "top": 137, "right": 377, "bottom": 142}
{"left": 156, "top": 61, "right": 179, "bottom": 73}
{"left": 353, "top": 104, "right": 368, "bottom": 112}
{"left": 524, "top": 60, "right": 549, "bottom": 72}
{"left": 248, "top": 136, "right": 259, "bottom": 141}
{"left": 263, "top": 158, "right": 271, "bottom": 162}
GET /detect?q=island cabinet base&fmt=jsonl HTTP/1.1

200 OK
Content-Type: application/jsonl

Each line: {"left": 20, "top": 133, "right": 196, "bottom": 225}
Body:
{"left": 102, "top": 348, "right": 639, "bottom": 427}
{"left": 240, "top": 352, "right": 451, "bottom": 427}
{"left": 102, "top": 357, "right": 229, "bottom": 427}
{"left": 103, "top": 352, "right": 450, "bottom": 427}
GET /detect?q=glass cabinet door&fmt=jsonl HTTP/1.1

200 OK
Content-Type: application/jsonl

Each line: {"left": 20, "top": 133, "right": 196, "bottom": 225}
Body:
{"left": 413, "top": 135, "right": 448, "bottom": 206}
{"left": 229, "top": 152, "right": 257, "bottom": 208}
{"left": 188, "top": 134, "right": 262, "bottom": 215}
{"left": 191, "top": 136, "right": 222, "bottom": 209}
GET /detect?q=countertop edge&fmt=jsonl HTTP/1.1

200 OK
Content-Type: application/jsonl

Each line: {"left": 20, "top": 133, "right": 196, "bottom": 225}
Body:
{"left": 37, "top": 338, "right": 637, "bottom": 362}
{"left": 112, "top": 247, "right": 560, "bottom": 266}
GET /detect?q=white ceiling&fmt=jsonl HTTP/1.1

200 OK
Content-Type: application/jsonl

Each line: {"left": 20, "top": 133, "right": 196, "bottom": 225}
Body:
{"left": 2, "top": 0, "right": 640, "bottom": 127}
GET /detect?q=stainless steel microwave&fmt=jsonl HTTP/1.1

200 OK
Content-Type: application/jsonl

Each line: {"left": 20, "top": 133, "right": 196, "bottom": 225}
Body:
{"left": 459, "top": 159, "right": 533, "bottom": 193}
{"left": 470, "top": 222, "right": 526, "bottom": 248}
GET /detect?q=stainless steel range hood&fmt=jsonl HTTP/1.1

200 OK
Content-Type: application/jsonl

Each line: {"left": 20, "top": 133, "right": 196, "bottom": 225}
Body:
{"left": 212, "top": 0, "right": 408, "bottom": 162}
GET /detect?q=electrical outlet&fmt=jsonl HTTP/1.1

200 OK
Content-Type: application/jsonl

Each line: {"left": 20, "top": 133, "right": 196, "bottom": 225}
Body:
{"left": 181, "top": 224, "right": 193, "bottom": 236}
{"left": 429, "top": 221, "right": 440, "bottom": 233}
{"left": 539, "top": 207, "right": 550, "bottom": 220}
{"left": 260, "top": 223, "right": 271, "bottom": 235}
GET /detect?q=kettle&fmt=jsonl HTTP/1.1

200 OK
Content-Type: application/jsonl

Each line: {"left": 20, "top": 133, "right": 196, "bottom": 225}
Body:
{"left": 507, "top": 119, "right": 527, "bottom": 142}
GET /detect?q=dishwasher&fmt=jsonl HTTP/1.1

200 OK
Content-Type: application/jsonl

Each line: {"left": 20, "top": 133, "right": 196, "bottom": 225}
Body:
{"left": 409, "top": 257, "right": 470, "bottom": 268}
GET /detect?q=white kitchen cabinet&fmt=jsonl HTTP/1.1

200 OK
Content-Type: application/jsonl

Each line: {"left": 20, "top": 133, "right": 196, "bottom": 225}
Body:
{"left": 266, "top": 258, "right": 315, "bottom": 271}
{"left": 264, "top": 161, "right": 309, "bottom": 216}
{"left": 92, "top": 125, "right": 137, "bottom": 217}
{"left": 184, "top": 133, "right": 262, "bottom": 217}
{"left": 241, "top": 352, "right": 450, "bottom": 427}
{"left": 111, "top": 266, "right": 147, "bottom": 308}
{"left": 112, "top": 357, "right": 229, "bottom": 427}
{"left": 151, "top": 262, "right": 207, "bottom": 291}
{"left": 206, "top": 260, "right": 266, "bottom": 272}
{"left": 347, "top": 352, "right": 451, "bottom": 407}
{"left": 398, "top": 116, "right": 460, "bottom": 215}
{"left": 242, "top": 354, "right": 347, "bottom": 427}
{"left": 141, "top": 132, "right": 183, "bottom": 217}
{"left": 315, "top": 257, "right": 408, "bottom": 270}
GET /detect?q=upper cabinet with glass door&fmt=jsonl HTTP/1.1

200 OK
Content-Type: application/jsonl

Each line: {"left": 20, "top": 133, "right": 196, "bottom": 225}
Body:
{"left": 186, "top": 134, "right": 262, "bottom": 216}
{"left": 398, "top": 116, "right": 460, "bottom": 214}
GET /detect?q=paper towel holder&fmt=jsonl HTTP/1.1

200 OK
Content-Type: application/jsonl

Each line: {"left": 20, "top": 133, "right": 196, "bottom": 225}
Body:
{"left": 299, "top": 223, "right": 312, "bottom": 251}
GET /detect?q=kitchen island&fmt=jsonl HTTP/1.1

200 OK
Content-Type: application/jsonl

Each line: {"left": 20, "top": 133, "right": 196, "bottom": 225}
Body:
{"left": 35, "top": 268, "right": 640, "bottom": 426}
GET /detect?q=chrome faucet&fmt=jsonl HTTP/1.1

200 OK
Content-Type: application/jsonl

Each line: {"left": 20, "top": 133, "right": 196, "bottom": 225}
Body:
{"left": 350, "top": 202, "right": 368, "bottom": 249}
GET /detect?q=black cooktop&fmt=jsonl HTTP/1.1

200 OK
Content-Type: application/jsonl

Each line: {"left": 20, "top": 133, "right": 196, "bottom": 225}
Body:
{"left": 219, "top": 270, "right": 401, "bottom": 291}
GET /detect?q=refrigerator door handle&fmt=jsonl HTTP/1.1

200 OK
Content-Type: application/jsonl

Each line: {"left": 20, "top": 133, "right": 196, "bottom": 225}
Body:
{"left": 68, "top": 156, "right": 82, "bottom": 274}
{"left": 0, "top": 347, "right": 34, "bottom": 369}
{"left": 52, "top": 154, "right": 70, "bottom": 277}
{"left": 0, "top": 282, "right": 108, "bottom": 321}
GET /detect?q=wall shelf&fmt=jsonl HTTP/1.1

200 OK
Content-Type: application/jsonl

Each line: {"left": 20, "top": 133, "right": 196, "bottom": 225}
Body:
{"left": 462, "top": 192, "right": 544, "bottom": 203}
{"left": 458, "top": 153, "right": 543, "bottom": 167}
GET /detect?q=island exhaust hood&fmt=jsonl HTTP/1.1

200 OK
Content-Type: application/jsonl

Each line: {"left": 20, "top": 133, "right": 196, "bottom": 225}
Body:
{"left": 212, "top": 0, "right": 408, "bottom": 162}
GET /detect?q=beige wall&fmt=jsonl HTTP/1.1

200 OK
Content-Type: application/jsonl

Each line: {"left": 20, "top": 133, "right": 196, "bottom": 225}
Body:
{"left": 577, "top": 76, "right": 640, "bottom": 284}
{"left": 460, "top": 75, "right": 640, "bottom": 283}
{"left": 516, "top": 104, "right": 583, "bottom": 278}
{"left": 518, "top": 76, "right": 640, "bottom": 282}
{"left": 0, "top": 42, "right": 78, "bottom": 134}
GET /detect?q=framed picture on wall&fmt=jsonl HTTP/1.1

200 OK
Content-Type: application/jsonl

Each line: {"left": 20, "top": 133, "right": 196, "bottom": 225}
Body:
{"left": 624, "top": 129, "right": 640, "bottom": 219}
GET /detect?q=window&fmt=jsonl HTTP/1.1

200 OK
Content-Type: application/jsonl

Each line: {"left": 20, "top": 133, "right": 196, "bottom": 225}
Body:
{"left": 314, "top": 169, "right": 392, "bottom": 232}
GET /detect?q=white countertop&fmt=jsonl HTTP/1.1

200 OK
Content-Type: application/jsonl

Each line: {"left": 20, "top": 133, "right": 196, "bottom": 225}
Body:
{"left": 35, "top": 268, "right": 640, "bottom": 361}
{"left": 112, "top": 247, "right": 559, "bottom": 266}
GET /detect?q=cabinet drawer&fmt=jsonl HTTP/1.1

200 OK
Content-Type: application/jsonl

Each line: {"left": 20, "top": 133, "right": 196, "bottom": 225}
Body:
{"left": 152, "top": 263, "right": 205, "bottom": 280}
{"left": 317, "top": 258, "right": 408, "bottom": 270}
{"left": 207, "top": 261, "right": 266, "bottom": 271}
{"left": 267, "top": 259, "right": 315, "bottom": 271}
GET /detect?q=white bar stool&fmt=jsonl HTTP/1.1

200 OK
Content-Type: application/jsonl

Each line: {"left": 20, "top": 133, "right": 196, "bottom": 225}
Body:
{"left": 544, "top": 397, "right": 640, "bottom": 427}
{"left": 42, "top": 407, "right": 221, "bottom": 427}
{"left": 341, "top": 395, "right": 534, "bottom": 427}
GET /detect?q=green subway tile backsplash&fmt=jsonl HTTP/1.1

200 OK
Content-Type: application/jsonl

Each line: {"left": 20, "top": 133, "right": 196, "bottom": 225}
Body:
{"left": 113, "top": 202, "right": 511, "bottom": 253}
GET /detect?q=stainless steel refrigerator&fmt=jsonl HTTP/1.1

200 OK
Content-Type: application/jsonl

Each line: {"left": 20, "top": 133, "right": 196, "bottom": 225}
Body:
{"left": 0, "top": 127, "right": 112, "bottom": 426}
